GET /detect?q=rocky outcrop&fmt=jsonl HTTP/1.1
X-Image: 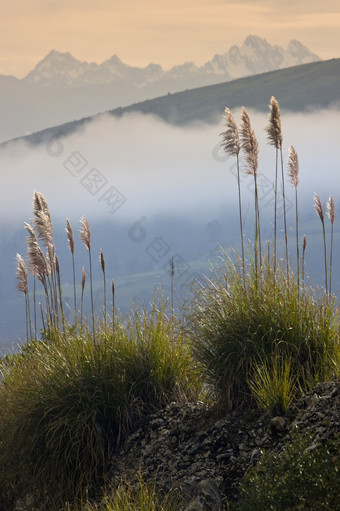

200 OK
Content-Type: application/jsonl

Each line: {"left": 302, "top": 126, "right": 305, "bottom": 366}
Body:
{"left": 109, "top": 381, "right": 340, "bottom": 510}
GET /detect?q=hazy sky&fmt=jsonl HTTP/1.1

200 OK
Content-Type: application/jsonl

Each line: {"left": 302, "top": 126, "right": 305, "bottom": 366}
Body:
{"left": 1, "top": 0, "right": 339, "bottom": 77}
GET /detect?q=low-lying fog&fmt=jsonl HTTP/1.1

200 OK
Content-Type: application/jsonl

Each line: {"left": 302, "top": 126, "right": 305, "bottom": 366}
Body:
{"left": 1, "top": 107, "right": 339, "bottom": 347}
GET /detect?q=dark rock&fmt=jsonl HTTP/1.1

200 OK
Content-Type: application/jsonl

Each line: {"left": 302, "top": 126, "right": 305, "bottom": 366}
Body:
{"left": 108, "top": 380, "right": 340, "bottom": 510}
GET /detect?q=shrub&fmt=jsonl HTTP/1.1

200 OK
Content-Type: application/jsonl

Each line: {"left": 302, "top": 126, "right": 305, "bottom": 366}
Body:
{"left": 232, "top": 436, "right": 340, "bottom": 511}
{"left": 188, "top": 255, "right": 340, "bottom": 410}
{"left": 0, "top": 303, "right": 197, "bottom": 510}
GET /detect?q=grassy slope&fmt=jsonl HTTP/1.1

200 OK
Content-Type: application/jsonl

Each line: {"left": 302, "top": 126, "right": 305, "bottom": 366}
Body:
{"left": 2, "top": 58, "right": 339, "bottom": 147}
{"left": 114, "top": 58, "right": 340, "bottom": 124}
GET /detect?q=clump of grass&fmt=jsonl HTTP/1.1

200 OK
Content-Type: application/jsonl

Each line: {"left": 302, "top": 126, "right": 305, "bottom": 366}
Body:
{"left": 65, "top": 476, "right": 181, "bottom": 511}
{"left": 232, "top": 436, "right": 340, "bottom": 511}
{"left": 247, "top": 353, "right": 297, "bottom": 416}
{"left": 188, "top": 255, "right": 339, "bottom": 411}
{"left": 0, "top": 302, "right": 198, "bottom": 510}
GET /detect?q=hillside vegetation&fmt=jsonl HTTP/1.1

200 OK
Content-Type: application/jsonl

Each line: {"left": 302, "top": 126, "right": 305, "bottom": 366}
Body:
{"left": 0, "top": 98, "right": 339, "bottom": 510}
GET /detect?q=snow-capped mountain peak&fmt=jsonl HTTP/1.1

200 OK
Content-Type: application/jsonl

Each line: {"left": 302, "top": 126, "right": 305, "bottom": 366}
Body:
{"left": 202, "top": 35, "right": 320, "bottom": 79}
{"left": 22, "top": 36, "right": 321, "bottom": 89}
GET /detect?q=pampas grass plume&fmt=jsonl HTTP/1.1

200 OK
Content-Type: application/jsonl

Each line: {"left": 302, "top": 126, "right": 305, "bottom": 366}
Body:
{"left": 16, "top": 254, "right": 28, "bottom": 294}
{"left": 66, "top": 219, "right": 74, "bottom": 255}
{"left": 32, "top": 190, "right": 53, "bottom": 246}
{"left": 314, "top": 193, "right": 324, "bottom": 222}
{"left": 220, "top": 108, "right": 240, "bottom": 157}
{"left": 327, "top": 196, "right": 335, "bottom": 224}
{"left": 266, "top": 96, "right": 282, "bottom": 150}
{"left": 80, "top": 216, "right": 91, "bottom": 250}
{"left": 100, "top": 249, "right": 106, "bottom": 274}
{"left": 240, "top": 107, "right": 258, "bottom": 176}
{"left": 288, "top": 145, "right": 299, "bottom": 188}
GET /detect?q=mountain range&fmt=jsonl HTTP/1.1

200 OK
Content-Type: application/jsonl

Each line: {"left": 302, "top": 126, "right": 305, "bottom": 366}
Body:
{"left": 22, "top": 35, "right": 319, "bottom": 88}
{"left": 0, "top": 36, "right": 320, "bottom": 142}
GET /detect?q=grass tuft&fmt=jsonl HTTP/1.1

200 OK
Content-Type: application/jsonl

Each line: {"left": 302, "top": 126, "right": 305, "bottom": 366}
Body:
{"left": 188, "top": 255, "right": 340, "bottom": 411}
{"left": 0, "top": 302, "right": 197, "bottom": 509}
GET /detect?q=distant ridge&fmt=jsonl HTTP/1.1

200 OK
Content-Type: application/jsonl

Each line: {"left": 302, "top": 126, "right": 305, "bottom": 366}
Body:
{"left": 2, "top": 59, "right": 339, "bottom": 148}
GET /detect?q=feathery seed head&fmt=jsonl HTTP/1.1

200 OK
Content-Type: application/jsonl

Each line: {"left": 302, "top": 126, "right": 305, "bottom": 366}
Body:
{"left": 266, "top": 96, "right": 282, "bottom": 149}
{"left": 81, "top": 267, "right": 86, "bottom": 291}
{"left": 32, "top": 190, "right": 53, "bottom": 246}
{"left": 240, "top": 107, "right": 259, "bottom": 176}
{"left": 327, "top": 195, "right": 335, "bottom": 224}
{"left": 33, "top": 190, "right": 50, "bottom": 218}
{"left": 47, "top": 243, "right": 56, "bottom": 273}
{"left": 314, "top": 193, "right": 324, "bottom": 222}
{"left": 80, "top": 216, "right": 91, "bottom": 250}
{"left": 55, "top": 255, "right": 60, "bottom": 276}
{"left": 288, "top": 145, "right": 299, "bottom": 188}
{"left": 16, "top": 254, "right": 28, "bottom": 294}
{"left": 24, "top": 222, "right": 49, "bottom": 279}
{"left": 66, "top": 219, "right": 74, "bottom": 255}
{"left": 100, "top": 249, "right": 106, "bottom": 274}
{"left": 220, "top": 107, "right": 240, "bottom": 157}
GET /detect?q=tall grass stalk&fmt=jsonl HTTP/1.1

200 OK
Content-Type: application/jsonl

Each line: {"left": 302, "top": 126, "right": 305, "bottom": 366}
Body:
{"left": 33, "top": 190, "right": 62, "bottom": 328}
{"left": 221, "top": 107, "right": 245, "bottom": 281}
{"left": 100, "top": 249, "right": 107, "bottom": 329}
{"left": 266, "top": 97, "right": 283, "bottom": 273}
{"left": 112, "top": 280, "right": 115, "bottom": 334}
{"left": 32, "top": 276, "right": 37, "bottom": 340}
{"left": 302, "top": 235, "right": 307, "bottom": 285}
{"left": 66, "top": 219, "right": 78, "bottom": 329}
{"left": 314, "top": 193, "right": 328, "bottom": 295}
{"left": 288, "top": 145, "right": 300, "bottom": 290}
{"left": 240, "top": 107, "right": 261, "bottom": 278}
{"left": 16, "top": 254, "right": 31, "bottom": 343}
{"left": 280, "top": 147, "right": 289, "bottom": 279}
{"left": 25, "top": 222, "right": 49, "bottom": 323}
{"left": 55, "top": 255, "right": 66, "bottom": 335}
{"left": 170, "top": 256, "right": 175, "bottom": 316}
{"left": 80, "top": 216, "right": 96, "bottom": 341}
{"left": 81, "top": 267, "right": 86, "bottom": 335}
{"left": 327, "top": 196, "right": 335, "bottom": 296}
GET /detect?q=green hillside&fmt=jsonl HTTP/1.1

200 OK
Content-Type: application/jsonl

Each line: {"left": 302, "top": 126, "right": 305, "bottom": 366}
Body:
{"left": 2, "top": 58, "right": 339, "bottom": 147}
{"left": 113, "top": 58, "right": 340, "bottom": 124}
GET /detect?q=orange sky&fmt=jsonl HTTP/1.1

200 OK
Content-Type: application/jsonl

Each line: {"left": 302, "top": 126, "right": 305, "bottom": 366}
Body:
{"left": 1, "top": 0, "right": 339, "bottom": 77}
